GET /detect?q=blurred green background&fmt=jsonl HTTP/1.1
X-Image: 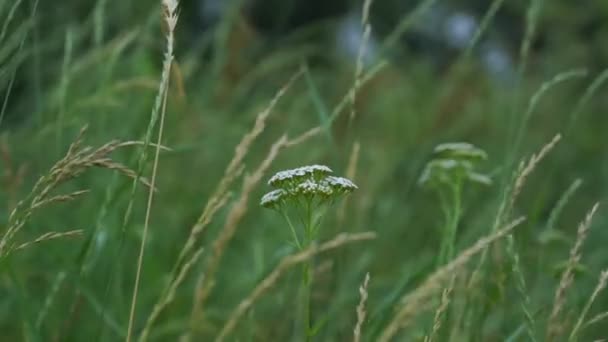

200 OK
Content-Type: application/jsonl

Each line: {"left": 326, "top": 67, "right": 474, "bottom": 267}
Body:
{"left": 1, "top": 0, "right": 608, "bottom": 340}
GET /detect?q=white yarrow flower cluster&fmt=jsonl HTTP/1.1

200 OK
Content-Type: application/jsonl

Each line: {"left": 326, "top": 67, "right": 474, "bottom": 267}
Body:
{"left": 268, "top": 164, "right": 333, "bottom": 187}
{"left": 420, "top": 142, "right": 491, "bottom": 188}
{"left": 260, "top": 189, "right": 287, "bottom": 208}
{"left": 434, "top": 142, "right": 488, "bottom": 162}
{"left": 261, "top": 165, "right": 357, "bottom": 209}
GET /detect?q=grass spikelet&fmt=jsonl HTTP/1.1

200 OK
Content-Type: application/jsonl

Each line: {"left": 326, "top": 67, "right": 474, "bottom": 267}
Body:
{"left": 546, "top": 203, "right": 599, "bottom": 341}
{"left": 350, "top": 0, "right": 374, "bottom": 122}
{"left": 215, "top": 232, "right": 376, "bottom": 342}
{"left": 13, "top": 229, "right": 83, "bottom": 251}
{"left": 138, "top": 247, "right": 205, "bottom": 342}
{"left": 225, "top": 68, "right": 303, "bottom": 176}
{"left": 509, "top": 134, "right": 561, "bottom": 214}
{"left": 517, "top": 0, "right": 542, "bottom": 78}
{"left": 506, "top": 227, "right": 538, "bottom": 341}
{"left": 177, "top": 69, "right": 303, "bottom": 273}
{"left": 30, "top": 189, "right": 90, "bottom": 210}
{"left": 138, "top": 193, "right": 230, "bottom": 342}
{"left": 567, "top": 67, "right": 608, "bottom": 134}
{"left": 139, "top": 70, "right": 304, "bottom": 340}
{"left": 424, "top": 277, "right": 455, "bottom": 342}
{"left": 469, "top": 134, "right": 561, "bottom": 290}
{"left": 126, "top": 1, "right": 178, "bottom": 340}
{"left": 545, "top": 178, "right": 583, "bottom": 232}
{"left": 379, "top": 217, "right": 525, "bottom": 342}
{"left": 354, "top": 272, "right": 370, "bottom": 342}
{"left": 0, "top": 127, "right": 151, "bottom": 258}
{"left": 463, "top": 0, "right": 506, "bottom": 58}
{"left": 511, "top": 70, "right": 586, "bottom": 156}
{"left": 190, "top": 135, "right": 290, "bottom": 321}
{"left": 380, "top": 0, "right": 436, "bottom": 52}
{"left": 570, "top": 269, "right": 608, "bottom": 341}
{"left": 190, "top": 127, "right": 323, "bottom": 325}
{"left": 338, "top": 141, "right": 360, "bottom": 223}
{"left": 585, "top": 310, "right": 608, "bottom": 330}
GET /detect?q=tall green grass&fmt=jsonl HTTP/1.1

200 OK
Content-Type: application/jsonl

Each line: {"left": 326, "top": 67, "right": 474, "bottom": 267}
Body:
{"left": 1, "top": 0, "right": 607, "bottom": 341}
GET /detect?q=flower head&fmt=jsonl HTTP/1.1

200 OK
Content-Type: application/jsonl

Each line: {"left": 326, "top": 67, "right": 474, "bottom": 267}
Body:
{"left": 420, "top": 142, "right": 491, "bottom": 188}
{"left": 433, "top": 142, "right": 488, "bottom": 162}
{"left": 295, "top": 179, "right": 334, "bottom": 197}
{"left": 262, "top": 165, "right": 356, "bottom": 208}
{"left": 325, "top": 176, "right": 358, "bottom": 193}
{"left": 260, "top": 189, "right": 287, "bottom": 209}
{"left": 268, "top": 164, "right": 333, "bottom": 188}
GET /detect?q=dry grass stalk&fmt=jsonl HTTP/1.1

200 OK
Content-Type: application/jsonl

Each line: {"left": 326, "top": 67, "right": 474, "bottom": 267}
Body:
{"left": 298, "top": 60, "right": 387, "bottom": 141}
{"left": 190, "top": 135, "right": 289, "bottom": 320}
{"left": 585, "top": 311, "right": 608, "bottom": 329}
{"left": 354, "top": 272, "right": 370, "bottom": 342}
{"left": 1, "top": 137, "right": 27, "bottom": 211}
{"left": 225, "top": 69, "right": 303, "bottom": 176}
{"left": 0, "top": 127, "right": 151, "bottom": 258}
{"left": 469, "top": 134, "right": 561, "bottom": 288}
{"left": 215, "top": 232, "right": 377, "bottom": 342}
{"left": 138, "top": 194, "right": 231, "bottom": 342}
{"left": 547, "top": 203, "right": 599, "bottom": 341}
{"left": 424, "top": 277, "right": 455, "bottom": 342}
{"left": 507, "top": 134, "right": 562, "bottom": 217}
{"left": 30, "top": 190, "right": 90, "bottom": 210}
{"left": 569, "top": 269, "right": 608, "bottom": 341}
{"left": 175, "top": 69, "right": 303, "bottom": 276}
{"left": 138, "top": 247, "right": 205, "bottom": 342}
{"left": 191, "top": 129, "right": 322, "bottom": 323}
{"left": 126, "top": 1, "right": 178, "bottom": 341}
{"left": 13, "top": 229, "right": 83, "bottom": 251}
{"left": 350, "top": 0, "right": 374, "bottom": 122}
{"left": 379, "top": 217, "right": 525, "bottom": 342}
{"left": 339, "top": 141, "right": 360, "bottom": 223}
{"left": 139, "top": 70, "right": 304, "bottom": 341}
{"left": 506, "top": 230, "right": 538, "bottom": 341}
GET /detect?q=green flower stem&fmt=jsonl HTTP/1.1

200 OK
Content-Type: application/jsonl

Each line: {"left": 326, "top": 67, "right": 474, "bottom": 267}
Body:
{"left": 281, "top": 210, "right": 301, "bottom": 249}
{"left": 437, "top": 180, "right": 463, "bottom": 267}
{"left": 261, "top": 165, "right": 358, "bottom": 340}
{"left": 302, "top": 197, "right": 313, "bottom": 341}
{"left": 302, "top": 261, "right": 312, "bottom": 342}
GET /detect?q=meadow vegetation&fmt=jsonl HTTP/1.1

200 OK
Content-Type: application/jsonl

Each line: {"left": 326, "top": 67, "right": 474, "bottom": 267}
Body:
{"left": 1, "top": 0, "right": 607, "bottom": 341}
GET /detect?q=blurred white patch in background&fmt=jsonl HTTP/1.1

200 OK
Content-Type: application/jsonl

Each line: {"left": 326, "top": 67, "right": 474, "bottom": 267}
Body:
{"left": 444, "top": 12, "right": 477, "bottom": 49}
{"left": 335, "top": 12, "right": 378, "bottom": 66}
{"left": 481, "top": 41, "right": 514, "bottom": 82}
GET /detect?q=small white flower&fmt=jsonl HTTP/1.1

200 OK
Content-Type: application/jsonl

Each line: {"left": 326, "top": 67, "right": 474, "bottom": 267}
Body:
{"left": 325, "top": 176, "right": 358, "bottom": 192}
{"left": 268, "top": 165, "right": 333, "bottom": 187}
{"left": 296, "top": 179, "right": 334, "bottom": 196}
{"left": 260, "top": 189, "right": 287, "bottom": 208}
